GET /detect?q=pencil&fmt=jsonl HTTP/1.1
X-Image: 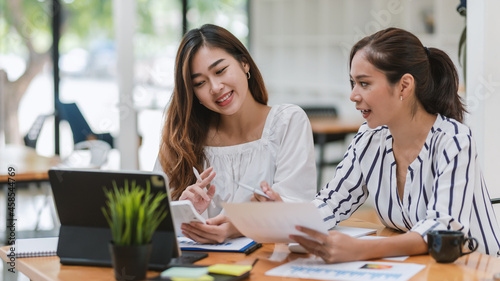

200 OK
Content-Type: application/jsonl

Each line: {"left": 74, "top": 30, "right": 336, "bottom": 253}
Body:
{"left": 193, "top": 167, "right": 216, "bottom": 208}
{"left": 237, "top": 182, "right": 271, "bottom": 199}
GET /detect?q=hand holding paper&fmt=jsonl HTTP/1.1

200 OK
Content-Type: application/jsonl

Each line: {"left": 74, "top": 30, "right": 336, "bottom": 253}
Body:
{"left": 223, "top": 202, "right": 376, "bottom": 244}
{"left": 223, "top": 202, "right": 329, "bottom": 243}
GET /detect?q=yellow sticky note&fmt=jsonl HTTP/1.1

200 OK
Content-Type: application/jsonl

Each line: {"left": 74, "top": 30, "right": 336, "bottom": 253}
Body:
{"left": 171, "top": 275, "right": 214, "bottom": 281}
{"left": 208, "top": 264, "right": 252, "bottom": 276}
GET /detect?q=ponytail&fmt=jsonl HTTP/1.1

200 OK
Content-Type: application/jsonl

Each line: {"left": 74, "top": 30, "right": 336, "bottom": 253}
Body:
{"left": 424, "top": 48, "right": 465, "bottom": 122}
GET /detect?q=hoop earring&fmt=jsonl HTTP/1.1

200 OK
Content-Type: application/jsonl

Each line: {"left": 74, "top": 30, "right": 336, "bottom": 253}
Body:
{"left": 246, "top": 72, "right": 251, "bottom": 80}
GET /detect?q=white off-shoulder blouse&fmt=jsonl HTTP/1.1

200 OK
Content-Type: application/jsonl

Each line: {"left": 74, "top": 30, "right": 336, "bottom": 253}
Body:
{"left": 155, "top": 104, "right": 317, "bottom": 218}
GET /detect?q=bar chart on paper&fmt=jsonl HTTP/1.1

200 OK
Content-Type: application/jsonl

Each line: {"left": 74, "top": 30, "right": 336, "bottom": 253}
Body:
{"left": 265, "top": 258, "right": 425, "bottom": 281}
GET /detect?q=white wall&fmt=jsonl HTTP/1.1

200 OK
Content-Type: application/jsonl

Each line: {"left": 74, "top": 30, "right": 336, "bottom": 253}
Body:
{"left": 467, "top": 0, "right": 500, "bottom": 224}
{"left": 250, "top": 0, "right": 464, "bottom": 118}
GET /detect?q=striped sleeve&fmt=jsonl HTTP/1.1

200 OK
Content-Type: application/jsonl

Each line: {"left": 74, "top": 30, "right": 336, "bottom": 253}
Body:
{"left": 313, "top": 128, "right": 369, "bottom": 230}
{"left": 411, "top": 133, "right": 475, "bottom": 239}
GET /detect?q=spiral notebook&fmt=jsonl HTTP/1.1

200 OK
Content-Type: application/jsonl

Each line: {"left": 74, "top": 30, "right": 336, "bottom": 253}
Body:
{"left": 15, "top": 237, "right": 58, "bottom": 258}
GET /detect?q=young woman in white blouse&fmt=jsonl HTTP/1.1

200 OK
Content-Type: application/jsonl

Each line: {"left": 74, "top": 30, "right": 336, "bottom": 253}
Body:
{"left": 259, "top": 27, "right": 500, "bottom": 260}
{"left": 154, "top": 24, "right": 316, "bottom": 244}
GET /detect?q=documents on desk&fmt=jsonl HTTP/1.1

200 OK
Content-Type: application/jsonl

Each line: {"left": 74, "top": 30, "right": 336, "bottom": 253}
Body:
{"left": 265, "top": 257, "right": 425, "bottom": 281}
{"left": 223, "top": 202, "right": 376, "bottom": 243}
{"left": 14, "top": 237, "right": 58, "bottom": 258}
{"left": 178, "top": 236, "right": 261, "bottom": 254}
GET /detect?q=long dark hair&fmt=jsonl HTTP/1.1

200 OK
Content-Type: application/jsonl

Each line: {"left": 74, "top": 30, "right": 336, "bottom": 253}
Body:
{"left": 350, "top": 27, "right": 466, "bottom": 122}
{"left": 159, "top": 24, "right": 268, "bottom": 200}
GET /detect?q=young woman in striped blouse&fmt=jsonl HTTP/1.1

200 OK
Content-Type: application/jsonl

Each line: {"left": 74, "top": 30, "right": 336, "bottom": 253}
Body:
{"left": 258, "top": 27, "right": 500, "bottom": 261}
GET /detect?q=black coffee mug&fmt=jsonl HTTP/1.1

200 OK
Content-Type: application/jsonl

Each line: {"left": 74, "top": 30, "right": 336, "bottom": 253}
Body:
{"left": 427, "top": 230, "right": 479, "bottom": 263}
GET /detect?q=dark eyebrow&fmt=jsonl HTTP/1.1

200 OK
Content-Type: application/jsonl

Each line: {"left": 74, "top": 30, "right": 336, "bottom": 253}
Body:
{"left": 191, "top": 58, "right": 225, "bottom": 79}
{"left": 350, "top": 74, "right": 371, "bottom": 80}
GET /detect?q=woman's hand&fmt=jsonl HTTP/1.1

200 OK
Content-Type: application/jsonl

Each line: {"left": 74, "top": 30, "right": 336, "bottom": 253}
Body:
{"left": 180, "top": 214, "right": 242, "bottom": 244}
{"left": 290, "top": 226, "right": 428, "bottom": 263}
{"left": 250, "top": 181, "right": 283, "bottom": 202}
{"left": 290, "top": 226, "right": 367, "bottom": 263}
{"left": 179, "top": 167, "right": 216, "bottom": 214}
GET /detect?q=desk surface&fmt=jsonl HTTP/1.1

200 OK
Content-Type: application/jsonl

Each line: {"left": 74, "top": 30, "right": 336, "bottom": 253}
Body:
{"left": 2, "top": 219, "right": 499, "bottom": 281}
{"left": 308, "top": 116, "right": 364, "bottom": 135}
{"left": 0, "top": 145, "right": 60, "bottom": 184}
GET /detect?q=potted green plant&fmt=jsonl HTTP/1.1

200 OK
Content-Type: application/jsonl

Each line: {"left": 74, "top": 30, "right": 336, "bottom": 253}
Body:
{"left": 102, "top": 180, "right": 168, "bottom": 281}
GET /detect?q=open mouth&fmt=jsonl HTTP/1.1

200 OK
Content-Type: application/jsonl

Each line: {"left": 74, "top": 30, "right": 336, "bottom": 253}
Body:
{"left": 360, "top": 109, "right": 371, "bottom": 118}
{"left": 216, "top": 91, "right": 233, "bottom": 103}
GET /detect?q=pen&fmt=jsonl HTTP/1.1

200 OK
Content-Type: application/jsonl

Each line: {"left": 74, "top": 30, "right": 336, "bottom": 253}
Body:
{"left": 237, "top": 182, "right": 271, "bottom": 199}
{"left": 193, "top": 167, "right": 216, "bottom": 208}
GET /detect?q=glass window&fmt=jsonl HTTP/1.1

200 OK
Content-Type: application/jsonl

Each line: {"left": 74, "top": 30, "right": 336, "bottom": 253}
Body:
{"left": 187, "top": 0, "right": 249, "bottom": 46}
{"left": 1, "top": 0, "right": 53, "bottom": 153}
{"left": 134, "top": 0, "right": 183, "bottom": 170}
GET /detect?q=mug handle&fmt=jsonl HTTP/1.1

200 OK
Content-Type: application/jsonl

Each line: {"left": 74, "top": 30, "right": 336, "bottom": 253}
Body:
{"left": 461, "top": 237, "right": 479, "bottom": 256}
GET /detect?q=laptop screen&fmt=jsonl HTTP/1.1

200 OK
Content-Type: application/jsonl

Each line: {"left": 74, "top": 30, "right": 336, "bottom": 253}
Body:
{"left": 49, "top": 168, "right": 181, "bottom": 270}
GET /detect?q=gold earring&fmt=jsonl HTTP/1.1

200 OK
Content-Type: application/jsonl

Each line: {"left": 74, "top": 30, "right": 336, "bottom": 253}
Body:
{"left": 246, "top": 72, "right": 251, "bottom": 79}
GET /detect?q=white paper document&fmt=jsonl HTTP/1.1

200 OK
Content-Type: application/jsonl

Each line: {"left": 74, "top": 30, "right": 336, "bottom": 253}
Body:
{"left": 223, "top": 202, "right": 329, "bottom": 243}
{"left": 265, "top": 257, "right": 425, "bottom": 281}
{"left": 224, "top": 202, "right": 377, "bottom": 244}
{"left": 333, "top": 225, "right": 377, "bottom": 237}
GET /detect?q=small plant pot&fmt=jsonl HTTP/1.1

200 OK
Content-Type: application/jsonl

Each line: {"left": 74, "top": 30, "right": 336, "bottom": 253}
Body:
{"left": 109, "top": 242, "right": 152, "bottom": 281}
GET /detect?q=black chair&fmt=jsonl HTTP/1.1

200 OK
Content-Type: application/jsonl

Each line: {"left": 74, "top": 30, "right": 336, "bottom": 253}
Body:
{"left": 24, "top": 114, "right": 52, "bottom": 149}
{"left": 301, "top": 106, "right": 347, "bottom": 189}
{"left": 56, "top": 102, "right": 114, "bottom": 148}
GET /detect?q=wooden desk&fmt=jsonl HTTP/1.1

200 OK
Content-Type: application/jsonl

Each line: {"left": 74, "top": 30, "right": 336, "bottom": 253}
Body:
{"left": 0, "top": 145, "right": 60, "bottom": 243}
{"left": 309, "top": 117, "right": 363, "bottom": 135}
{"left": 2, "top": 220, "right": 499, "bottom": 281}
{"left": 308, "top": 117, "right": 363, "bottom": 187}
{"left": 0, "top": 145, "right": 60, "bottom": 184}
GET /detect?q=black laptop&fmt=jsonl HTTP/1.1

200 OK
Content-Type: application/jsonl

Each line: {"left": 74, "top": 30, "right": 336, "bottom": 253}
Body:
{"left": 48, "top": 168, "right": 206, "bottom": 271}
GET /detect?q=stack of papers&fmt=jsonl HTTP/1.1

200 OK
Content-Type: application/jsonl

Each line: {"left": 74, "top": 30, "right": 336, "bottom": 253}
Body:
{"left": 178, "top": 237, "right": 261, "bottom": 254}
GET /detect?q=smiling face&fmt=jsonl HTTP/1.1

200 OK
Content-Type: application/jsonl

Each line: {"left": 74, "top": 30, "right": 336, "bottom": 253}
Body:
{"left": 190, "top": 46, "right": 250, "bottom": 116}
{"left": 349, "top": 49, "right": 403, "bottom": 128}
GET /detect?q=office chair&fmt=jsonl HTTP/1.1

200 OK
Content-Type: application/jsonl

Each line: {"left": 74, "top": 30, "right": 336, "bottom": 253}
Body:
{"left": 24, "top": 114, "right": 51, "bottom": 149}
{"left": 58, "top": 140, "right": 112, "bottom": 169}
{"left": 300, "top": 106, "right": 346, "bottom": 189}
{"left": 32, "top": 139, "right": 113, "bottom": 231}
{"left": 56, "top": 101, "right": 114, "bottom": 148}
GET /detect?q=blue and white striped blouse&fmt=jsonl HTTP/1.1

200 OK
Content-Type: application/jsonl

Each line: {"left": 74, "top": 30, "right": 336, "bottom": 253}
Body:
{"left": 314, "top": 114, "right": 500, "bottom": 256}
